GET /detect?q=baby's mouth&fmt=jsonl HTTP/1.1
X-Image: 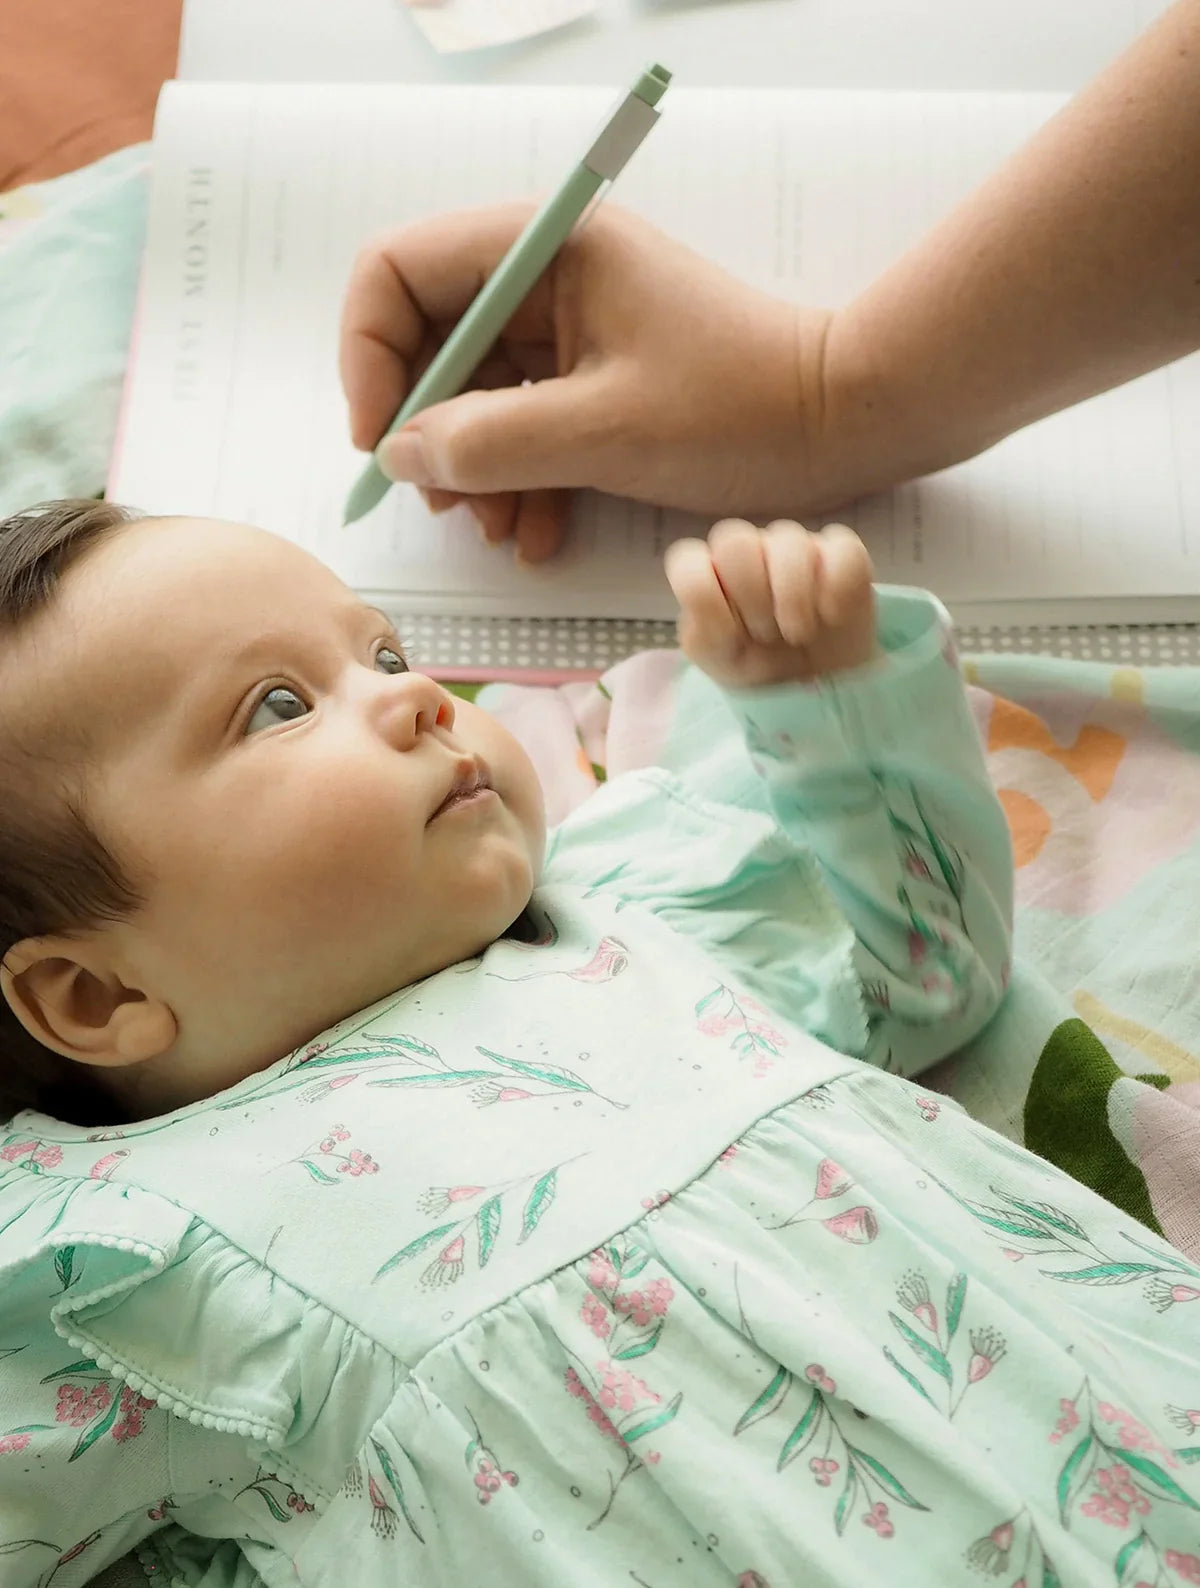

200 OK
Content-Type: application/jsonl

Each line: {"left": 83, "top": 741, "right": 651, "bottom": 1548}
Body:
{"left": 429, "top": 758, "right": 494, "bottom": 822}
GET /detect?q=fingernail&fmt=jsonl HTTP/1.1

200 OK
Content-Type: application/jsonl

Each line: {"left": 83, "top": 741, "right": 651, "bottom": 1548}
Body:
{"left": 377, "top": 430, "right": 433, "bottom": 487}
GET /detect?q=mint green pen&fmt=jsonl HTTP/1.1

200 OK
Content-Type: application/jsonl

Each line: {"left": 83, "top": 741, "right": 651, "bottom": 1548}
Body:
{"left": 343, "top": 62, "right": 672, "bottom": 525}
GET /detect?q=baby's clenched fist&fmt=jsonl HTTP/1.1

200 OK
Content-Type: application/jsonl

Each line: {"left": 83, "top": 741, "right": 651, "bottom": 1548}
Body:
{"left": 664, "top": 519, "right": 877, "bottom": 689}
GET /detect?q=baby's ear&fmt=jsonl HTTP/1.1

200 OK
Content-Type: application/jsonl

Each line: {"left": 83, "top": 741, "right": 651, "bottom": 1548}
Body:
{"left": 0, "top": 937, "right": 176, "bottom": 1069}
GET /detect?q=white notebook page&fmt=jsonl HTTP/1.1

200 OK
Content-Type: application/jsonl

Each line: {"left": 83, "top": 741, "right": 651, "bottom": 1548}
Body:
{"left": 110, "top": 82, "right": 1200, "bottom": 625}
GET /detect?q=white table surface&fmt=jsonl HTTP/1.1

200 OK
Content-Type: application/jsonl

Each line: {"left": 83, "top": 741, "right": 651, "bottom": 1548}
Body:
{"left": 180, "top": 0, "right": 1164, "bottom": 91}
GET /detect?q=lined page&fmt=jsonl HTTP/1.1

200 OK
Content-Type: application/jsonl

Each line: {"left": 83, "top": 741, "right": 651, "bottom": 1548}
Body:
{"left": 111, "top": 82, "right": 1200, "bottom": 624}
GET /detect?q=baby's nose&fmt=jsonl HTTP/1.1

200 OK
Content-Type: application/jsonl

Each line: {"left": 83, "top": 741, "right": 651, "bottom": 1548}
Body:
{"left": 377, "top": 670, "right": 456, "bottom": 747}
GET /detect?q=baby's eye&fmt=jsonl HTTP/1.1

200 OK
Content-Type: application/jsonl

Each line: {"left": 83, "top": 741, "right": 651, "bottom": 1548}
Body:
{"left": 245, "top": 686, "right": 310, "bottom": 736}
{"left": 375, "top": 646, "right": 408, "bottom": 675}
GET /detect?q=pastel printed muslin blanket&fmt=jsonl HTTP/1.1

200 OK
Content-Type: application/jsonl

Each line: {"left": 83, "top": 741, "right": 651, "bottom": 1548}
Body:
{"left": 474, "top": 649, "right": 1200, "bottom": 1264}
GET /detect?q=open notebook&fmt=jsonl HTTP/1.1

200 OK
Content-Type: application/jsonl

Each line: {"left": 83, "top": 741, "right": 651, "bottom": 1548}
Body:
{"left": 108, "top": 81, "right": 1200, "bottom": 675}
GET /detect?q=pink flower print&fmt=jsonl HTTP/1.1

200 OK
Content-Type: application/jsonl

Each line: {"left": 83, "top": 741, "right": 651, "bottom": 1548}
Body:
{"left": 597, "top": 1366, "right": 658, "bottom": 1414}
{"left": 1146, "top": 1278, "right": 1200, "bottom": 1313}
{"left": 33, "top": 1144, "right": 62, "bottom": 1169}
{"left": 587, "top": 1249, "right": 618, "bottom": 1290}
{"left": 300, "top": 1073, "right": 360, "bottom": 1104}
{"left": 967, "top": 1327, "right": 1006, "bottom": 1382}
{"left": 418, "top": 1184, "right": 484, "bottom": 1218}
{"left": 906, "top": 929, "right": 927, "bottom": 965}
{"left": 1001, "top": 1248, "right": 1024, "bottom": 1262}
{"left": 613, "top": 1290, "right": 654, "bottom": 1326}
{"left": 965, "top": 1519, "right": 1016, "bottom": 1573}
{"left": 738, "top": 1576, "right": 771, "bottom": 1588}
{"left": 473, "top": 1082, "right": 533, "bottom": 1106}
{"left": 896, "top": 1271, "right": 938, "bottom": 1334}
{"left": 421, "top": 1234, "right": 465, "bottom": 1289}
{"left": 564, "top": 1368, "right": 624, "bottom": 1447}
{"left": 88, "top": 1149, "right": 130, "bottom": 1180}
{"left": 472, "top": 1453, "right": 519, "bottom": 1505}
{"left": 1167, "top": 1552, "right": 1200, "bottom": 1586}
{"left": 862, "top": 1501, "right": 894, "bottom": 1539}
{"left": 645, "top": 1276, "right": 674, "bottom": 1316}
{"left": 56, "top": 1383, "right": 111, "bottom": 1428}
{"left": 582, "top": 1294, "right": 611, "bottom": 1339}
{"left": 0, "top": 1140, "right": 36, "bottom": 1162}
{"left": 640, "top": 1189, "right": 671, "bottom": 1214}
{"left": 146, "top": 1497, "right": 175, "bottom": 1522}
{"left": 1167, "top": 1406, "right": 1200, "bottom": 1434}
{"left": 822, "top": 1206, "right": 878, "bottom": 1244}
{"left": 697, "top": 1014, "right": 740, "bottom": 1037}
{"left": 1097, "top": 1402, "right": 1166, "bottom": 1456}
{"left": 814, "top": 1159, "right": 851, "bottom": 1199}
{"left": 0, "top": 1432, "right": 31, "bottom": 1454}
{"left": 568, "top": 937, "right": 628, "bottom": 983}
{"left": 915, "top": 1096, "right": 941, "bottom": 1122}
{"left": 338, "top": 1148, "right": 379, "bottom": 1177}
{"left": 1081, "top": 1463, "right": 1150, "bottom": 1529}
{"left": 286, "top": 1491, "right": 314, "bottom": 1513}
{"left": 717, "top": 1145, "right": 739, "bottom": 1168}
{"left": 112, "top": 1386, "right": 155, "bottom": 1442}
{"left": 367, "top": 1475, "right": 397, "bottom": 1539}
{"left": 809, "top": 1456, "right": 839, "bottom": 1487}
{"left": 1049, "top": 1396, "right": 1081, "bottom": 1444}
{"left": 804, "top": 1363, "right": 837, "bottom": 1394}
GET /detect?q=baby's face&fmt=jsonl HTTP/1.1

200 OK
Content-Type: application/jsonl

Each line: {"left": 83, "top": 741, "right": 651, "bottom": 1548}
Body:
{"left": 19, "top": 516, "right": 545, "bottom": 1109}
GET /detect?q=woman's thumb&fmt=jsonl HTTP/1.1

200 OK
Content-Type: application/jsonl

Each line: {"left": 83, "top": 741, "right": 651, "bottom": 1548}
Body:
{"left": 375, "top": 376, "right": 610, "bottom": 496}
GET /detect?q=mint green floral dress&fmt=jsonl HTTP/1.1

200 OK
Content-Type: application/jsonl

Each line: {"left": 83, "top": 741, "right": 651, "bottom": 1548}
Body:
{"left": 3, "top": 590, "right": 1200, "bottom": 1588}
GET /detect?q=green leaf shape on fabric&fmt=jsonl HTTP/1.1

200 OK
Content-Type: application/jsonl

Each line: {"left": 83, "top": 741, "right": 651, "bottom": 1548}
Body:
{"left": 1023, "top": 1019, "right": 1163, "bottom": 1237}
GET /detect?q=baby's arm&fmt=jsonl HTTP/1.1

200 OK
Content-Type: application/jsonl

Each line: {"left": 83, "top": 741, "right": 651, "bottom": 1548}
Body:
{"left": 666, "top": 520, "right": 1012, "bottom": 1077}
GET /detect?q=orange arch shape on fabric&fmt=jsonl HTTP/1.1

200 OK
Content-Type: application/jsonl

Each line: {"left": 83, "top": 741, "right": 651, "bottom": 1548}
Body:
{"left": 987, "top": 698, "right": 1127, "bottom": 803}
{"left": 996, "top": 787, "right": 1052, "bottom": 867}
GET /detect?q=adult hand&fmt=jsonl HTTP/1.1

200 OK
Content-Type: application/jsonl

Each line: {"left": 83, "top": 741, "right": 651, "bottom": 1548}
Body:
{"left": 339, "top": 203, "right": 834, "bottom": 563}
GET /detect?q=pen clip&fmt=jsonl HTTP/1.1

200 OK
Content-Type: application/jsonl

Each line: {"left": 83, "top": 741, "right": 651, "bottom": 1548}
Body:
{"left": 582, "top": 92, "right": 660, "bottom": 183}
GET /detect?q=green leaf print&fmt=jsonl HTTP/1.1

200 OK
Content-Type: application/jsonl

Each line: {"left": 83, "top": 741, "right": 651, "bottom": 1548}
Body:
{"left": 1047, "top": 1263, "right": 1160, "bottom": 1285}
{"left": 1118, "top": 1450, "right": 1200, "bottom": 1510}
{"left": 833, "top": 1466, "right": 860, "bottom": 1536}
{"left": 476, "top": 1048, "right": 590, "bottom": 1093}
{"left": 734, "top": 1366, "right": 792, "bottom": 1436}
{"left": 777, "top": 1389, "right": 822, "bottom": 1471}
{"left": 54, "top": 1247, "right": 76, "bottom": 1292}
{"left": 371, "top": 1438, "right": 425, "bottom": 1544}
{"left": 851, "top": 1450, "right": 928, "bottom": 1511}
{"left": 1115, "top": 1532, "right": 1155, "bottom": 1585}
{"left": 1041, "top": 1559, "right": 1062, "bottom": 1588}
{"left": 300, "top": 1160, "right": 339, "bottom": 1185}
{"left": 366, "top": 1069, "right": 497, "bottom": 1089}
{"left": 888, "top": 1313, "right": 952, "bottom": 1383}
{"left": 375, "top": 1221, "right": 461, "bottom": 1280}
{"left": 694, "top": 987, "right": 723, "bottom": 1018}
{"left": 252, "top": 1487, "right": 290, "bottom": 1524}
{"left": 1056, "top": 1434, "right": 1094, "bottom": 1525}
{"left": 944, "top": 1273, "right": 966, "bottom": 1342}
{"left": 476, "top": 1197, "right": 502, "bottom": 1268}
{"left": 623, "top": 1390, "right": 682, "bottom": 1446}
{"left": 882, "top": 1348, "right": 936, "bottom": 1407}
{"left": 39, "top": 1359, "right": 98, "bottom": 1383}
{"left": 0, "top": 1542, "right": 60, "bottom": 1557}
{"left": 1176, "top": 1447, "right": 1200, "bottom": 1463}
{"left": 517, "top": 1171, "right": 557, "bottom": 1244}
{"left": 612, "top": 1324, "right": 664, "bottom": 1362}
{"left": 996, "top": 1196, "right": 1085, "bottom": 1240}
{"left": 68, "top": 1391, "right": 122, "bottom": 1462}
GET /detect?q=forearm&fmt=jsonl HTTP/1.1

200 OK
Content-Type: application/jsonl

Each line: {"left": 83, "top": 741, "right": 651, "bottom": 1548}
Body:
{"left": 813, "top": 0, "right": 1200, "bottom": 500}
{"left": 724, "top": 591, "right": 1014, "bottom": 1074}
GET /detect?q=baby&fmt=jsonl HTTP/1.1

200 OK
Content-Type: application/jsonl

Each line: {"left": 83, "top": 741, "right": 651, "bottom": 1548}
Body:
{"left": 1, "top": 499, "right": 1198, "bottom": 1588}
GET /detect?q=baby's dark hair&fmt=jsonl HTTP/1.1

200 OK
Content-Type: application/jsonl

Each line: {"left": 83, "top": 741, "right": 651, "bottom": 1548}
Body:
{"left": 0, "top": 499, "right": 147, "bottom": 1126}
